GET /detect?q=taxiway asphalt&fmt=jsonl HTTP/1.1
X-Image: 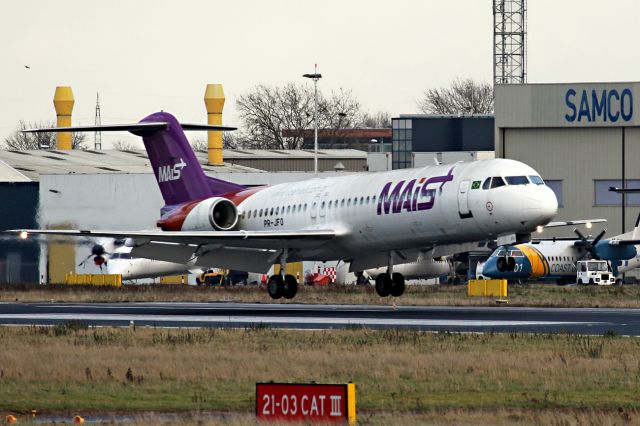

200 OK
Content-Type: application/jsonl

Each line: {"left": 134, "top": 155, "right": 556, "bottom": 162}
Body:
{"left": 0, "top": 302, "right": 639, "bottom": 335}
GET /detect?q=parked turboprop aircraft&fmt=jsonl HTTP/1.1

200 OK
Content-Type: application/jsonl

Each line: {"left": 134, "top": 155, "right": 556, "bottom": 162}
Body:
{"left": 482, "top": 216, "right": 640, "bottom": 284}
{"left": 366, "top": 256, "right": 451, "bottom": 281}
{"left": 13, "top": 111, "right": 560, "bottom": 300}
{"left": 107, "top": 245, "right": 196, "bottom": 281}
{"left": 76, "top": 238, "right": 196, "bottom": 280}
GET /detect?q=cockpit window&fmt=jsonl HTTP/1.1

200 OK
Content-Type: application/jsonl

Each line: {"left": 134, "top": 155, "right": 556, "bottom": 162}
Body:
{"left": 529, "top": 175, "right": 545, "bottom": 185}
{"left": 587, "top": 261, "right": 609, "bottom": 272}
{"left": 492, "top": 249, "right": 507, "bottom": 257}
{"left": 508, "top": 249, "right": 524, "bottom": 257}
{"left": 506, "top": 176, "right": 529, "bottom": 185}
{"left": 490, "top": 176, "right": 506, "bottom": 189}
{"left": 482, "top": 177, "right": 491, "bottom": 190}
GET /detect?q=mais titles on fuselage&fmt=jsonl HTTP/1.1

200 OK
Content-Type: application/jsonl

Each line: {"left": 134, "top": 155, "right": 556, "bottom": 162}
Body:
{"left": 377, "top": 168, "right": 454, "bottom": 215}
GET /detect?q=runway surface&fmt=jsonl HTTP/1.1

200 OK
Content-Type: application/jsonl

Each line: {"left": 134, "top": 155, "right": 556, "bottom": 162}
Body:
{"left": 1, "top": 302, "right": 640, "bottom": 335}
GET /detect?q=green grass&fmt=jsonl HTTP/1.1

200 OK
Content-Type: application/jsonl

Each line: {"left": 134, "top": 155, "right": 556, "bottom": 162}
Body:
{"left": 1, "top": 325, "right": 640, "bottom": 416}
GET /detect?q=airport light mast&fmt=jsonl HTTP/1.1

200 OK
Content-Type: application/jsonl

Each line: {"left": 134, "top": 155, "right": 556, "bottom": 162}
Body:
{"left": 303, "top": 66, "right": 322, "bottom": 176}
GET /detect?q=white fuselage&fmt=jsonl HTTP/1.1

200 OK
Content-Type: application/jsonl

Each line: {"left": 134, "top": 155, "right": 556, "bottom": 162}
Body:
{"left": 526, "top": 241, "right": 640, "bottom": 276}
{"left": 233, "top": 159, "right": 557, "bottom": 270}
{"left": 366, "top": 257, "right": 451, "bottom": 280}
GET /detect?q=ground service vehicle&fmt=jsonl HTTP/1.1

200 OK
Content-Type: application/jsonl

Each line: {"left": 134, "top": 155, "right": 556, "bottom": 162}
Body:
{"left": 576, "top": 260, "right": 616, "bottom": 285}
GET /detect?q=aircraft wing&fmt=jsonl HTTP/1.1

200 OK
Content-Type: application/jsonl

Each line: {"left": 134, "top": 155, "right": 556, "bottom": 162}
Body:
{"left": 543, "top": 219, "right": 607, "bottom": 228}
{"left": 9, "top": 229, "right": 336, "bottom": 250}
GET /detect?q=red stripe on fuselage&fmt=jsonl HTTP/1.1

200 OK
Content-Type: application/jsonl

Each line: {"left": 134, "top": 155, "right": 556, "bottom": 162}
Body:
{"left": 156, "top": 186, "right": 267, "bottom": 231}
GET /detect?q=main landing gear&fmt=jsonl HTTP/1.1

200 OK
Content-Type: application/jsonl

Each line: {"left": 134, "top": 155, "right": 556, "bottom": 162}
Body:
{"left": 267, "top": 274, "right": 298, "bottom": 299}
{"left": 374, "top": 251, "right": 405, "bottom": 297}
{"left": 267, "top": 248, "right": 298, "bottom": 300}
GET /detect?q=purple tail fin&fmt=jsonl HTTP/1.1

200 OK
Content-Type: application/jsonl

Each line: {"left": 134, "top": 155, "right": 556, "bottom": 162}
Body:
{"left": 139, "top": 112, "right": 244, "bottom": 206}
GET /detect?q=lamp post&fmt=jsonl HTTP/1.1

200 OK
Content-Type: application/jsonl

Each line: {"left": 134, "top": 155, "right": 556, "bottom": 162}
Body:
{"left": 303, "top": 66, "right": 322, "bottom": 176}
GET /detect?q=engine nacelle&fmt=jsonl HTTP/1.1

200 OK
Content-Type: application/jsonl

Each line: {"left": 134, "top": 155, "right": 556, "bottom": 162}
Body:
{"left": 181, "top": 197, "right": 238, "bottom": 231}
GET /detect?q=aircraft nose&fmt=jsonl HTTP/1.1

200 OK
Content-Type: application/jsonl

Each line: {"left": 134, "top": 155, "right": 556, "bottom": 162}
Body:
{"left": 521, "top": 185, "right": 558, "bottom": 225}
{"left": 482, "top": 258, "right": 501, "bottom": 278}
{"left": 539, "top": 186, "right": 559, "bottom": 219}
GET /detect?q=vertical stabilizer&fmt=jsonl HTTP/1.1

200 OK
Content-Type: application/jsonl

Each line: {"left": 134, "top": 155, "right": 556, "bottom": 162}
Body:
{"left": 138, "top": 112, "right": 243, "bottom": 206}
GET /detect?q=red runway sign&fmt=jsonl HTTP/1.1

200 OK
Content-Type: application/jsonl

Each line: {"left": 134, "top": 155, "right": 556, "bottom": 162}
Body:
{"left": 256, "top": 383, "right": 356, "bottom": 423}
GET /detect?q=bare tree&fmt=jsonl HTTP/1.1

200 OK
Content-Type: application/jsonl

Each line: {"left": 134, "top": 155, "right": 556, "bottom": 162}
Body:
{"left": 359, "top": 111, "right": 392, "bottom": 128}
{"left": 112, "top": 140, "right": 136, "bottom": 151}
{"left": 191, "top": 132, "right": 238, "bottom": 152}
{"left": 3, "top": 120, "right": 87, "bottom": 150}
{"left": 417, "top": 78, "right": 494, "bottom": 115}
{"left": 235, "top": 83, "right": 362, "bottom": 150}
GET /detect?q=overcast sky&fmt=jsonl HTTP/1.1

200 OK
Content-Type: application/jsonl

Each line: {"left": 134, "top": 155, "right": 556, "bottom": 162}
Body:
{"left": 2, "top": 0, "right": 639, "bottom": 148}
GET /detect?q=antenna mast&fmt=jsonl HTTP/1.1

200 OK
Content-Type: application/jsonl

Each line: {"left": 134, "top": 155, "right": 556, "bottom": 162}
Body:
{"left": 94, "top": 92, "right": 102, "bottom": 150}
{"left": 493, "top": 0, "right": 527, "bottom": 84}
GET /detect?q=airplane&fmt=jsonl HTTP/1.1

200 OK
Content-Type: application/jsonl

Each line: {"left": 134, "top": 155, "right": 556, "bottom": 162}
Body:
{"left": 106, "top": 244, "right": 197, "bottom": 281}
{"left": 12, "top": 111, "right": 560, "bottom": 300}
{"left": 75, "top": 238, "right": 198, "bottom": 281}
{"left": 481, "top": 215, "right": 640, "bottom": 284}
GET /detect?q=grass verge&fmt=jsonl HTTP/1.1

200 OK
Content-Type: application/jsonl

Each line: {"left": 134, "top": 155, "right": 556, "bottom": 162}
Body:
{"left": 1, "top": 325, "right": 639, "bottom": 423}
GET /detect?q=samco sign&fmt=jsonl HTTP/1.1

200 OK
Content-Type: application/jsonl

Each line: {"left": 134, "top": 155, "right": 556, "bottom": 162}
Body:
{"left": 494, "top": 83, "right": 640, "bottom": 128}
{"left": 565, "top": 88, "right": 633, "bottom": 123}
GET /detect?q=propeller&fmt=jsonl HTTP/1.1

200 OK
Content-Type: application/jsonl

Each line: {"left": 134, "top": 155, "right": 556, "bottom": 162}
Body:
{"left": 78, "top": 243, "right": 111, "bottom": 270}
{"left": 573, "top": 228, "right": 606, "bottom": 259}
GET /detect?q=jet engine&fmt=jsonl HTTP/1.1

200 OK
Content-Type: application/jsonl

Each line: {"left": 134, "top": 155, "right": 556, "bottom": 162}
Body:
{"left": 181, "top": 197, "right": 238, "bottom": 231}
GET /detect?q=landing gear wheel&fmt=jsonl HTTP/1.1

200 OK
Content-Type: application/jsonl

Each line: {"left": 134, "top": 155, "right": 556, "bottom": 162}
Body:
{"left": 283, "top": 274, "right": 298, "bottom": 299}
{"left": 588, "top": 278, "right": 595, "bottom": 285}
{"left": 267, "top": 275, "right": 284, "bottom": 299}
{"left": 390, "top": 272, "right": 405, "bottom": 297}
{"left": 375, "top": 273, "right": 392, "bottom": 297}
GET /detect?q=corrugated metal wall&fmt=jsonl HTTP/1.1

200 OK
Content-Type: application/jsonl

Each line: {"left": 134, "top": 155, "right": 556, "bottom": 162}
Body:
{"left": 0, "top": 182, "right": 39, "bottom": 283}
{"left": 503, "top": 127, "right": 627, "bottom": 237}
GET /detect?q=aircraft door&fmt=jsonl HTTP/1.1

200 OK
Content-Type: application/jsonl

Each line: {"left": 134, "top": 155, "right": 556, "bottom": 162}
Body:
{"left": 458, "top": 180, "right": 472, "bottom": 218}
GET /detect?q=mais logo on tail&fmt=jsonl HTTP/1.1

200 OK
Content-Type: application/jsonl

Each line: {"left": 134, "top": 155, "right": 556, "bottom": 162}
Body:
{"left": 377, "top": 167, "right": 454, "bottom": 215}
{"left": 158, "top": 158, "right": 187, "bottom": 183}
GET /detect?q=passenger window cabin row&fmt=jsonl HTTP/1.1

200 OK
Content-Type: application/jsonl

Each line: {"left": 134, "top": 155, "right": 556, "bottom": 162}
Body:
{"left": 241, "top": 195, "right": 379, "bottom": 220}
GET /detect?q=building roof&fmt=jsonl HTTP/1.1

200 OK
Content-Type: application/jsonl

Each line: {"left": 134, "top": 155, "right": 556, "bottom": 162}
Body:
{"left": 397, "top": 114, "right": 494, "bottom": 119}
{"left": 217, "top": 148, "right": 367, "bottom": 159}
{"left": 0, "top": 148, "right": 366, "bottom": 182}
{"left": 281, "top": 129, "right": 391, "bottom": 138}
